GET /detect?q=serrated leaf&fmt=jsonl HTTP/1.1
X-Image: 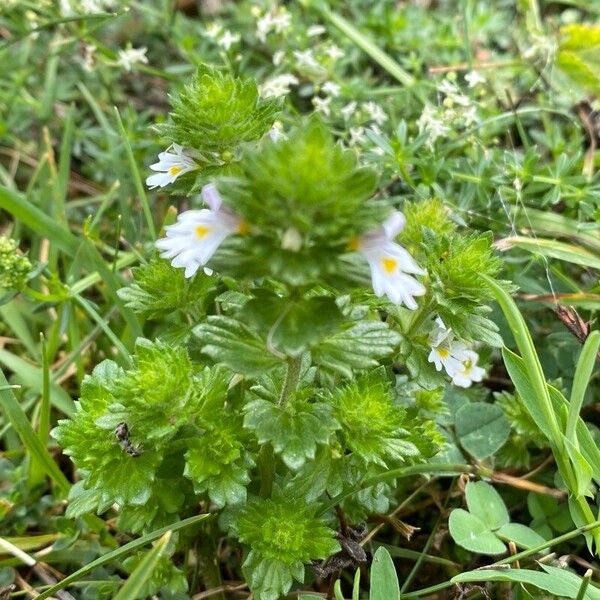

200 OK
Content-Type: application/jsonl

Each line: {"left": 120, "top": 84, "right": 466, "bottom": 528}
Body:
{"left": 455, "top": 402, "right": 511, "bottom": 460}
{"left": 448, "top": 509, "right": 507, "bottom": 555}
{"left": 244, "top": 399, "right": 339, "bottom": 470}
{"left": 313, "top": 321, "right": 401, "bottom": 378}
{"left": 184, "top": 424, "right": 252, "bottom": 507}
{"left": 465, "top": 481, "right": 509, "bottom": 531}
{"left": 239, "top": 293, "right": 344, "bottom": 356}
{"left": 557, "top": 24, "right": 600, "bottom": 96}
{"left": 158, "top": 65, "right": 280, "bottom": 155}
{"left": 194, "top": 315, "right": 279, "bottom": 375}
{"left": 243, "top": 552, "right": 303, "bottom": 600}
{"left": 118, "top": 258, "right": 213, "bottom": 319}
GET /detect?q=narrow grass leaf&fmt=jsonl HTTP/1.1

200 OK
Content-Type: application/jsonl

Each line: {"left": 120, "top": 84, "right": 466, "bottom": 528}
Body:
{"left": 0, "top": 368, "right": 70, "bottom": 495}
{"left": 34, "top": 514, "right": 211, "bottom": 600}
{"left": 113, "top": 531, "right": 171, "bottom": 600}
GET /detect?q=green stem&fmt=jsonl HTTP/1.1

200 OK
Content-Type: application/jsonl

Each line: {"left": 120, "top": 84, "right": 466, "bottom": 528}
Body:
{"left": 318, "top": 463, "right": 473, "bottom": 516}
{"left": 402, "top": 518, "right": 600, "bottom": 599}
{"left": 259, "top": 356, "right": 303, "bottom": 498}
{"left": 405, "top": 295, "right": 435, "bottom": 337}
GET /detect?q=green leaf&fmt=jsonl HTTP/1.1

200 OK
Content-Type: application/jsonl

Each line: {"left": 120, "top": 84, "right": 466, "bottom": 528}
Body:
{"left": 557, "top": 24, "right": 600, "bottom": 96}
{"left": 0, "top": 185, "right": 79, "bottom": 257}
{"left": 465, "top": 481, "right": 509, "bottom": 531}
{"left": 330, "top": 369, "right": 441, "bottom": 467}
{"left": 243, "top": 552, "right": 303, "bottom": 600}
{"left": 453, "top": 564, "right": 600, "bottom": 599}
{"left": 244, "top": 399, "right": 339, "bottom": 470}
{"left": 496, "top": 523, "right": 547, "bottom": 550}
{"left": 455, "top": 403, "right": 511, "bottom": 460}
{"left": 34, "top": 514, "right": 211, "bottom": 600}
{"left": 369, "top": 546, "right": 400, "bottom": 600}
{"left": 158, "top": 65, "right": 280, "bottom": 155}
{"left": 184, "top": 422, "right": 252, "bottom": 507}
{"left": 313, "top": 321, "right": 401, "bottom": 378}
{"left": 448, "top": 509, "right": 507, "bottom": 555}
{"left": 567, "top": 330, "right": 600, "bottom": 445}
{"left": 0, "top": 368, "right": 70, "bottom": 495}
{"left": 118, "top": 257, "right": 214, "bottom": 319}
{"left": 194, "top": 315, "right": 279, "bottom": 375}
{"left": 114, "top": 531, "right": 171, "bottom": 600}
{"left": 497, "top": 236, "right": 600, "bottom": 270}
{"left": 239, "top": 294, "right": 344, "bottom": 356}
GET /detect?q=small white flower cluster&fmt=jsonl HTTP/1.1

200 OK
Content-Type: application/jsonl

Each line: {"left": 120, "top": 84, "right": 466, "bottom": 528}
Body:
{"left": 60, "top": 0, "right": 116, "bottom": 15}
{"left": 255, "top": 8, "right": 292, "bottom": 43}
{"left": 343, "top": 102, "right": 388, "bottom": 155}
{"left": 260, "top": 74, "right": 299, "bottom": 98}
{"left": 417, "top": 73, "right": 484, "bottom": 149}
{"left": 204, "top": 23, "right": 241, "bottom": 51}
{"left": 428, "top": 318, "right": 485, "bottom": 387}
{"left": 117, "top": 45, "right": 148, "bottom": 71}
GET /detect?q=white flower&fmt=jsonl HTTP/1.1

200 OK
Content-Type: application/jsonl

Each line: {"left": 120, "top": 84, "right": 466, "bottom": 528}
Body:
{"left": 59, "top": 0, "right": 75, "bottom": 16}
{"left": 146, "top": 144, "right": 198, "bottom": 190}
{"left": 417, "top": 105, "right": 450, "bottom": 148}
{"left": 352, "top": 212, "right": 426, "bottom": 308}
{"left": 272, "top": 50, "right": 285, "bottom": 66}
{"left": 268, "top": 122, "right": 285, "bottom": 141}
{"left": 271, "top": 11, "right": 291, "bottom": 33}
{"left": 452, "top": 350, "right": 486, "bottom": 388}
{"left": 307, "top": 24, "right": 326, "bottom": 37}
{"left": 349, "top": 126, "right": 366, "bottom": 145}
{"left": 465, "top": 70, "right": 486, "bottom": 87}
{"left": 117, "top": 46, "right": 148, "bottom": 71}
{"left": 427, "top": 318, "right": 470, "bottom": 377}
{"left": 324, "top": 44, "right": 344, "bottom": 60}
{"left": 205, "top": 22, "right": 222, "bottom": 39}
{"left": 218, "top": 30, "right": 240, "bottom": 50}
{"left": 363, "top": 101, "right": 388, "bottom": 125}
{"left": 255, "top": 10, "right": 290, "bottom": 43}
{"left": 463, "top": 105, "right": 479, "bottom": 127}
{"left": 155, "top": 184, "right": 247, "bottom": 278}
{"left": 294, "top": 49, "right": 321, "bottom": 71}
{"left": 260, "top": 74, "right": 299, "bottom": 98}
{"left": 81, "top": 44, "right": 97, "bottom": 72}
{"left": 312, "top": 95, "right": 331, "bottom": 117}
{"left": 256, "top": 13, "right": 274, "bottom": 43}
{"left": 322, "top": 81, "right": 341, "bottom": 97}
{"left": 341, "top": 101, "right": 357, "bottom": 121}
{"left": 438, "top": 78, "right": 459, "bottom": 96}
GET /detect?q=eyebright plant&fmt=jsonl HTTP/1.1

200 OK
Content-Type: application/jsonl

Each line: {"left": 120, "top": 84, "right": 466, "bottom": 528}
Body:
{"left": 54, "top": 65, "right": 505, "bottom": 600}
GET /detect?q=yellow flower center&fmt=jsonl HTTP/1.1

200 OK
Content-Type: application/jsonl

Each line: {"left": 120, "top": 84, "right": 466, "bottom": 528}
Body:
{"left": 347, "top": 238, "right": 360, "bottom": 251}
{"left": 437, "top": 347, "right": 450, "bottom": 358}
{"left": 195, "top": 225, "right": 211, "bottom": 239}
{"left": 168, "top": 165, "right": 183, "bottom": 176}
{"left": 381, "top": 257, "right": 397, "bottom": 274}
{"left": 237, "top": 221, "right": 250, "bottom": 235}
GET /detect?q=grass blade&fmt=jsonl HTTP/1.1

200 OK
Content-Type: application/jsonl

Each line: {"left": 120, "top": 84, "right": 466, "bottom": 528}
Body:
{"left": 35, "top": 514, "right": 211, "bottom": 600}
{"left": 0, "top": 368, "right": 70, "bottom": 495}
{"left": 113, "top": 107, "right": 156, "bottom": 240}
{"left": 496, "top": 236, "right": 600, "bottom": 270}
{"left": 315, "top": 4, "right": 418, "bottom": 92}
{"left": 568, "top": 330, "right": 600, "bottom": 445}
{"left": 113, "top": 531, "right": 171, "bottom": 600}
